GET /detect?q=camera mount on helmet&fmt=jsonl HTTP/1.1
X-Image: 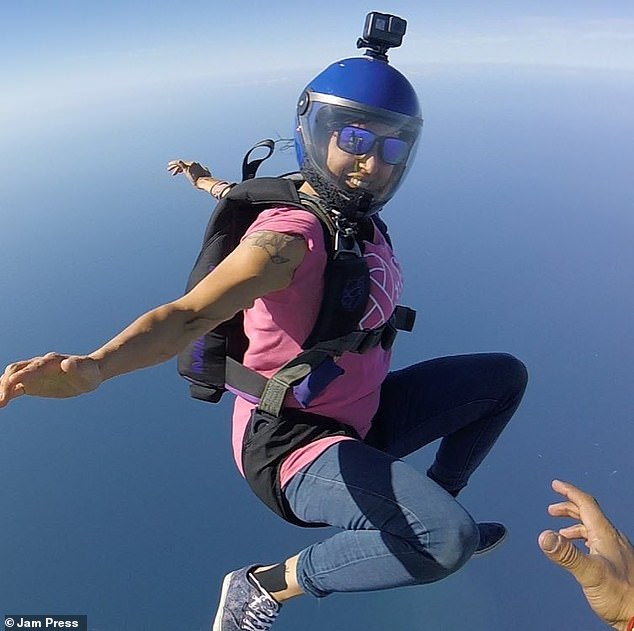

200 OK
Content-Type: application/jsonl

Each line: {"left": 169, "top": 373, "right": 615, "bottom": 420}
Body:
{"left": 356, "top": 12, "right": 407, "bottom": 62}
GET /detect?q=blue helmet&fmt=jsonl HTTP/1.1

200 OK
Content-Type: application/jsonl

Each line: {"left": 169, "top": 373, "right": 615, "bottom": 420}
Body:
{"left": 295, "top": 55, "right": 422, "bottom": 219}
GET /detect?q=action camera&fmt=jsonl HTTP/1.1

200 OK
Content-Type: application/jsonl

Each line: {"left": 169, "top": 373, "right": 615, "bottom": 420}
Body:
{"left": 357, "top": 12, "right": 407, "bottom": 60}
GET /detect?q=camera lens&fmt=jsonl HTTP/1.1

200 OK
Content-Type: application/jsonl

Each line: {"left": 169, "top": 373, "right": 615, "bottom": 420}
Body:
{"left": 375, "top": 16, "right": 388, "bottom": 32}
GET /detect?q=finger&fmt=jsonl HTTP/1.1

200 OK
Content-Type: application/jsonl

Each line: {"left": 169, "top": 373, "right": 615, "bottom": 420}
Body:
{"left": 552, "top": 479, "right": 614, "bottom": 535}
{"left": 548, "top": 501, "right": 581, "bottom": 520}
{"left": 4, "top": 354, "right": 59, "bottom": 386}
{"left": 558, "top": 524, "right": 588, "bottom": 540}
{"left": 11, "top": 383, "right": 26, "bottom": 399}
{"left": 538, "top": 530, "right": 603, "bottom": 586}
{"left": 167, "top": 160, "right": 190, "bottom": 172}
{"left": 552, "top": 480, "right": 597, "bottom": 508}
{"left": 1, "top": 360, "right": 30, "bottom": 379}
{"left": 0, "top": 382, "right": 26, "bottom": 407}
{"left": 0, "top": 361, "right": 30, "bottom": 395}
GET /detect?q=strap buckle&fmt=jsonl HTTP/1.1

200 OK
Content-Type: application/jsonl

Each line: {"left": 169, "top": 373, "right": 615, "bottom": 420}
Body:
{"left": 393, "top": 305, "right": 416, "bottom": 332}
{"left": 355, "top": 329, "right": 384, "bottom": 354}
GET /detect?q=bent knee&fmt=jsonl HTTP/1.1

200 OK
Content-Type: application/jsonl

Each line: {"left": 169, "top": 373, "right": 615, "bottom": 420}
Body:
{"left": 496, "top": 353, "right": 529, "bottom": 394}
{"left": 403, "top": 510, "right": 478, "bottom": 582}
{"left": 426, "top": 512, "right": 479, "bottom": 575}
{"left": 432, "top": 513, "right": 480, "bottom": 574}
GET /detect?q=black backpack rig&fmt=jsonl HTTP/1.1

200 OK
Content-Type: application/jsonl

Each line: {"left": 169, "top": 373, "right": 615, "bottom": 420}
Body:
{"left": 177, "top": 140, "right": 416, "bottom": 420}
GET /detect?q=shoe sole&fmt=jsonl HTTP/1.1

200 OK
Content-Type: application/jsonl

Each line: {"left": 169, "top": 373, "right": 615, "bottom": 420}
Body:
{"left": 472, "top": 527, "right": 508, "bottom": 557}
{"left": 212, "top": 571, "right": 235, "bottom": 631}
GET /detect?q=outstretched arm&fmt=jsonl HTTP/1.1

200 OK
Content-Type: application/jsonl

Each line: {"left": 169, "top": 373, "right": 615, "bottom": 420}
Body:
{"left": 167, "top": 160, "right": 234, "bottom": 199}
{"left": 538, "top": 479, "right": 634, "bottom": 631}
{"left": 0, "top": 231, "right": 306, "bottom": 407}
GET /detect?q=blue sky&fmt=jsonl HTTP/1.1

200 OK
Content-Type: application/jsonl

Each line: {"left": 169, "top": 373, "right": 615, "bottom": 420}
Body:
{"left": 2, "top": 1, "right": 633, "bottom": 131}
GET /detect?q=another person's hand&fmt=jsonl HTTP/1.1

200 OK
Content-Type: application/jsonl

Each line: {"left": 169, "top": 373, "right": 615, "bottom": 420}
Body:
{"left": 167, "top": 160, "right": 213, "bottom": 190}
{"left": 539, "top": 479, "right": 634, "bottom": 630}
{"left": 0, "top": 353, "right": 102, "bottom": 408}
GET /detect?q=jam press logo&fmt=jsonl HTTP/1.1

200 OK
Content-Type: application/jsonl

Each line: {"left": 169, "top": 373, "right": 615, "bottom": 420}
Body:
{"left": 4, "top": 616, "right": 86, "bottom": 630}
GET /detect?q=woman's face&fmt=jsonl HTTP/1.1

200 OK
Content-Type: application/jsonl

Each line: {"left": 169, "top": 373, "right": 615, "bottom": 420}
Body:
{"left": 325, "top": 122, "right": 399, "bottom": 195}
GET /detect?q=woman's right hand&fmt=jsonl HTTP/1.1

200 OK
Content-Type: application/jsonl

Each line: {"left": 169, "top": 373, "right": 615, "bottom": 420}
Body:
{"left": 0, "top": 353, "right": 103, "bottom": 408}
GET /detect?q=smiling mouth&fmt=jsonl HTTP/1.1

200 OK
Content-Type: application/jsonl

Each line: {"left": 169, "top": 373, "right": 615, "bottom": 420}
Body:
{"left": 347, "top": 175, "right": 373, "bottom": 189}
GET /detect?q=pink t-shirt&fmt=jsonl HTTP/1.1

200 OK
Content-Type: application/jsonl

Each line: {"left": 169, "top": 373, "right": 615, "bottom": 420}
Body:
{"left": 231, "top": 206, "right": 404, "bottom": 488}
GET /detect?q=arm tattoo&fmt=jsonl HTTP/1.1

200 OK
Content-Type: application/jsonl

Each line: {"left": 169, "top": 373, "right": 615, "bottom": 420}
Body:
{"left": 246, "top": 231, "right": 303, "bottom": 264}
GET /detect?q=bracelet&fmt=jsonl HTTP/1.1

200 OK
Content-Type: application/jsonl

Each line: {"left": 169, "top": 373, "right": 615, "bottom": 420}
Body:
{"left": 627, "top": 616, "right": 634, "bottom": 631}
{"left": 210, "top": 180, "right": 235, "bottom": 199}
{"left": 210, "top": 180, "right": 229, "bottom": 199}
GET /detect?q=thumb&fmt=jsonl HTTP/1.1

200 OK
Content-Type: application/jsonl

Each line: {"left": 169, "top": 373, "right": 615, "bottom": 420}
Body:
{"left": 60, "top": 356, "right": 99, "bottom": 380}
{"left": 60, "top": 356, "right": 81, "bottom": 373}
{"left": 538, "top": 530, "right": 595, "bottom": 584}
{"left": 59, "top": 356, "right": 102, "bottom": 392}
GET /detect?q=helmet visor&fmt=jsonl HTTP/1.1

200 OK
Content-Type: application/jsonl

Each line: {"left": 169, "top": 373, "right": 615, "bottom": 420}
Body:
{"left": 297, "top": 92, "right": 422, "bottom": 213}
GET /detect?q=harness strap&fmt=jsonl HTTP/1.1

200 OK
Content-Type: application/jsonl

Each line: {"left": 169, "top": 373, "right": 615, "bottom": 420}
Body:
{"left": 241, "top": 140, "right": 276, "bottom": 181}
{"left": 225, "top": 349, "right": 330, "bottom": 415}
{"left": 257, "top": 349, "right": 332, "bottom": 417}
{"left": 298, "top": 194, "right": 337, "bottom": 241}
{"left": 225, "top": 306, "right": 416, "bottom": 417}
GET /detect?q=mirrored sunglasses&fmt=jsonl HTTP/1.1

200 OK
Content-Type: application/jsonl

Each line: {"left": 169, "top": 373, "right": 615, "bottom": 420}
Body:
{"left": 336, "top": 126, "right": 411, "bottom": 165}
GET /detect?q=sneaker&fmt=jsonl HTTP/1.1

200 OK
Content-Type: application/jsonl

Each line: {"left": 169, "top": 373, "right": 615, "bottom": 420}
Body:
{"left": 473, "top": 522, "right": 508, "bottom": 556}
{"left": 212, "top": 565, "right": 281, "bottom": 631}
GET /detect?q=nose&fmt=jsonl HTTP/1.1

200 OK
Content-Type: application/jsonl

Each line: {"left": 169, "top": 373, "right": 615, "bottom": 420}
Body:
{"left": 359, "top": 152, "right": 378, "bottom": 174}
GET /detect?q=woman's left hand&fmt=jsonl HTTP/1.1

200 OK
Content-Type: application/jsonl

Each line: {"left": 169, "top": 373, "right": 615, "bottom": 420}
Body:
{"left": 167, "top": 160, "right": 213, "bottom": 190}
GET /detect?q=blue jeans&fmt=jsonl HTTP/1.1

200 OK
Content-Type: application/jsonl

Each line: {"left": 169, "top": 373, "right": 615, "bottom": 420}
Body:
{"left": 283, "top": 353, "right": 528, "bottom": 597}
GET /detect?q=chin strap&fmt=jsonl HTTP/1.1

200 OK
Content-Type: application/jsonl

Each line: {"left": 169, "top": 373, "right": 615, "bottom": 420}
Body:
{"left": 301, "top": 159, "right": 377, "bottom": 220}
